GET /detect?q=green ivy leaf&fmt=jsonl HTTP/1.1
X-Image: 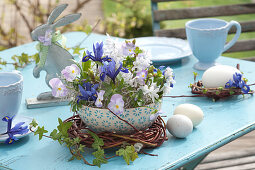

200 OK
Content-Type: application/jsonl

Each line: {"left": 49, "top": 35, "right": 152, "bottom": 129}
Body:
{"left": 30, "top": 119, "right": 38, "bottom": 128}
{"left": 50, "top": 129, "right": 62, "bottom": 141}
{"left": 73, "top": 137, "right": 81, "bottom": 144}
{"left": 78, "top": 144, "right": 86, "bottom": 153}
{"left": 84, "top": 25, "right": 92, "bottom": 35}
{"left": 72, "top": 46, "right": 85, "bottom": 55}
{"left": 32, "top": 53, "right": 40, "bottom": 64}
{"left": 57, "top": 118, "right": 72, "bottom": 137}
{"left": 34, "top": 126, "right": 48, "bottom": 140}
{"left": 229, "top": 91, "right": 235, "bottom": 95}
{"left": 92, "top": 149, "right": 108, "bottom": 167}
{"left": 116, "top": 145, "right": 138, "bottom": 165}
{"left": 88, "top": 131, "right": 104, "bottom": 150}
{"left": 202, "top": 89, "right": 208, "bottom": 94}
{"left": 218, "top": 87, "right": 223, "bottom": 91}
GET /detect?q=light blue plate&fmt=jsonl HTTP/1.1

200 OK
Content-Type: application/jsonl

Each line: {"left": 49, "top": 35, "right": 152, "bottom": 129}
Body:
{"left": 0, "top": 115, "right": 37, "bottom": 143}
{"left": 135, "top": 37, "right": 192, "bottom": 64}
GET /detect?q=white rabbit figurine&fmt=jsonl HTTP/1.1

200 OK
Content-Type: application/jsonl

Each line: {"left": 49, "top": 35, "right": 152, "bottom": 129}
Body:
{"left": 31, "top": 4, "right": 81, "bottom": 100}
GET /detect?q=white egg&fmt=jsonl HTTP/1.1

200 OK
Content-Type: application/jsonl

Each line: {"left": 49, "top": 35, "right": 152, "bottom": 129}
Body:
{"left": 167, "top": 115, "right": 193, "bottom": 138}
{"left": 202, "top": 65, "right": 241, "bottom": 88}
{"left": 174, "top": 104, "right": 203, "bottom": 127}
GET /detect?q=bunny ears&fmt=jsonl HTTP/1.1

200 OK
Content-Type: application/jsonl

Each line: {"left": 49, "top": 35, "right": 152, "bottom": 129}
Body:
{"left": 48, "top": 4, "right": 81, "bottom": 28}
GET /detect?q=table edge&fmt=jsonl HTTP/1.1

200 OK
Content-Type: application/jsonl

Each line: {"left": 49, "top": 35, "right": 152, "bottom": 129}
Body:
{"left": 159, "top": 122, "right": 255, "bottom": 170}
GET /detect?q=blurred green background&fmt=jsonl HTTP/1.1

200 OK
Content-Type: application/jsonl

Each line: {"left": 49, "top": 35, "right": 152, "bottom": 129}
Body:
{"left": 103, "top": 0, "right": 255, "bottom": 59}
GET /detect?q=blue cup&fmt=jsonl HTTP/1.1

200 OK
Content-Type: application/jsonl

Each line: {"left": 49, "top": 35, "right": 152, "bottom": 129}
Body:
{"left": 185, "top": 18, "right": 241, "bottom": 70}
{"left": 0, "top": 71, "right": 23, "bottom": 133}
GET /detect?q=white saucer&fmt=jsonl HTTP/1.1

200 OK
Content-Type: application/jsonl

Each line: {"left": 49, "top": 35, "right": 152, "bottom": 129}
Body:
{"left": 0, "top": 115, "right": 37, "bottom": 143}
{"left": 135, "top": 37, "right": 192, "bottom": 64}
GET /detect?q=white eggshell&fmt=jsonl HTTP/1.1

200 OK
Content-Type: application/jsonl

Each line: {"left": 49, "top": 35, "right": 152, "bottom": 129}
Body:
{"left": 202, "top": 65, "right": 241, "bottom": 88}
{"left": 174, "top": 104, "right": 203, "bottom": 127}
{"left": 167, "top": 115, "right": 193, "bottom": 138}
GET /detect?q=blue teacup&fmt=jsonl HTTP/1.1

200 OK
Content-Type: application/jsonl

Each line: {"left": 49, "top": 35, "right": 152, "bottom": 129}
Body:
{"left": 0, "top": 72, "right": 23, "bottom": 133}
{"left": 185, "top": 18, "right": 241, "bottom": 70}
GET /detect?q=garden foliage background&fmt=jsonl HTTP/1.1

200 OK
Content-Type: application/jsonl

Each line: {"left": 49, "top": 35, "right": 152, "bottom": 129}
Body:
{"left": 0, "top": 0, "right": 254, "bottom": 61}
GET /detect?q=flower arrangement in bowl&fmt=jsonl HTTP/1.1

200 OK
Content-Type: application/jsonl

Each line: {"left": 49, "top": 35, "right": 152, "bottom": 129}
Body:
{"left": 49, "top": 35, "right": 175, "bottom": 134}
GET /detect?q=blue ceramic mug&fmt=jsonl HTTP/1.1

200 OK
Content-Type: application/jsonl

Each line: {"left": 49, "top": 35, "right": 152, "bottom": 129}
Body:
{"left": 185, "top": 18, "right": 241, "bottom": 70}
{"left": 0, "top": 71, "right": 23, "bottom": 133}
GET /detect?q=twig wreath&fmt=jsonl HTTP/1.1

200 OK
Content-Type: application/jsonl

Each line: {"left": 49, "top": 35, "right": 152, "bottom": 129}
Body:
{"left": 164, "top": 64, "right": 254, "bottom": 101}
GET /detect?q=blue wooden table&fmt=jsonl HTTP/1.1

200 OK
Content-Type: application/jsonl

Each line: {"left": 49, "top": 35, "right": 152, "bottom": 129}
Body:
{"left": 1, "top": 32, "right": 255, "bottom": 170}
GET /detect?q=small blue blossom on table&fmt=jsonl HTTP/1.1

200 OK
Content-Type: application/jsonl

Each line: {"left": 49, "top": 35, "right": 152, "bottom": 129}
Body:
{"left": 1, "top": 116, "right": 29, "bottom": 144}
{"left": 225, "top": 72, "right": 250, "bottom": 93}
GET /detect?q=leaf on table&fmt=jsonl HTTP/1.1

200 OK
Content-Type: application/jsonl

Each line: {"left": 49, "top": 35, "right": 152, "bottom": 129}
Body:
{"left": 57, "top": 118, "right": 72, "bottom": 137}
{"left": 34, "top": 126, "right": 48, "bottom": 140}
{"left": 50, "top": 129, "right": 61, "bottom": 141}
{"left": 92, "top": 149, "right": 108, "bottom": 168}
{"left": 116, "top": 145, "right": 138, "bottom": 165}
{"left": 30, "top": 119, "right": 38, "bottom": 128}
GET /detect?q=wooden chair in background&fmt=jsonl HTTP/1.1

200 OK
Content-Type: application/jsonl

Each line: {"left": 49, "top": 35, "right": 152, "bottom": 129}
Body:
{"left": 151, "top": 0, "right": 255, "bottom": 60}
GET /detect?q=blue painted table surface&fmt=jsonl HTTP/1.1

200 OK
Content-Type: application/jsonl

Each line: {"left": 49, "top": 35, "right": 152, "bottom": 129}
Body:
{"left": 1, "top": 32, "right": 255, "bottom": 170}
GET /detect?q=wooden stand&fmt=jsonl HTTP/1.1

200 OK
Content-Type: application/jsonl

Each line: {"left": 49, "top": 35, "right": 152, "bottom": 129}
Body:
{"left": 26, "top": 97, "right": 70, "bottom": 109}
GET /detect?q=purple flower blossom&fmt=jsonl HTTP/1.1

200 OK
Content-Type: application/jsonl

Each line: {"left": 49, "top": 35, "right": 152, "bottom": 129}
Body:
{"left": 108, "top": 94, "right": 124, "bottom": 115}
{"left": 49, "top": 78, "right": 68, "bottom": 97}
{"left": 150, "top": 110, "right": 163, "bottom": 121}
{"left": 122, "top": 41, "right": 136, "bottom": 56}
{"left": 136, "top": 70, "right": 148, "bottom": 80}
{"left": 38, "top": 29, "right": 52, "bottom": 46}
{"left": 95, "top": 90, "right": 105, "bottom": 107}
{"left": 82, "top": 42, "right": 111, "bottom": 62}
{"left": 61, "top": 64, "right": 80, "bottom": 82}
{"left": 2, "top": 116, "right": 29, "bottom": 144}
{"left": 100, "top": 60, "right": 129, "bottom": 83}
{"left": 77, "top": 83, "right": 99, "bottom": 103}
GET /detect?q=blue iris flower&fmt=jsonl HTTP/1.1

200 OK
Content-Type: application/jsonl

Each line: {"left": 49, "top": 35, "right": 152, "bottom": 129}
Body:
{"left": 154, "top": 66, "right": 165, "bottom": 73}
{"left": 225, "top": 80, "right": 234, "bottom": 88}
{"left": 2, "top": 116, "right": 29, "bottom": 144}
{"left": 100, "top": 60, "right": 129, "bottom": 83}
{"left": 77, "top": 83, "right": 99, "bottom": 103}
{"left": 82, "top": 42, "right": 111, "bottom": 62}
{"left": 225, "top": 72, "right": 250, "bottom": 93}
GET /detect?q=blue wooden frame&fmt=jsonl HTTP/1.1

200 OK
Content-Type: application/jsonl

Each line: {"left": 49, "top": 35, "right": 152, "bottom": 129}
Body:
{"left": 151, "top": 1, "right": 160, "bottom": 35}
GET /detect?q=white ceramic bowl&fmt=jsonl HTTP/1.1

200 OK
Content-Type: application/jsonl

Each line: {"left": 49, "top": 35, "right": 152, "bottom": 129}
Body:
{"left": 78, "top": 103, "right": 161, "bottom": 134}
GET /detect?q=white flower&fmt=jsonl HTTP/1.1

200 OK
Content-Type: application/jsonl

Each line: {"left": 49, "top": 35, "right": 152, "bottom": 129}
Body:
{"left": 120, "top": 72, "right": 135, "bottom": 87}
{"left": 162, "top": 83, "right": 172, "bottom": 95}
{"left": 141, "top": 83, "right": 159, "bottom": 102}
{"left": 103, "top": 34, "right": 125, "bottom": 67}
{"left": 95, "top": 90, "right": 105, "bottom": 107}
{"left": 133, "top": 51, "right": 152, "bottom": 72}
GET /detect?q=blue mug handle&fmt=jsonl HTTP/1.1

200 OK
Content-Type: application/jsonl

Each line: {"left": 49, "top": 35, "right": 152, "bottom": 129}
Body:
{"left": 223, "top": 20, "right": 241, "bottom": 52}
